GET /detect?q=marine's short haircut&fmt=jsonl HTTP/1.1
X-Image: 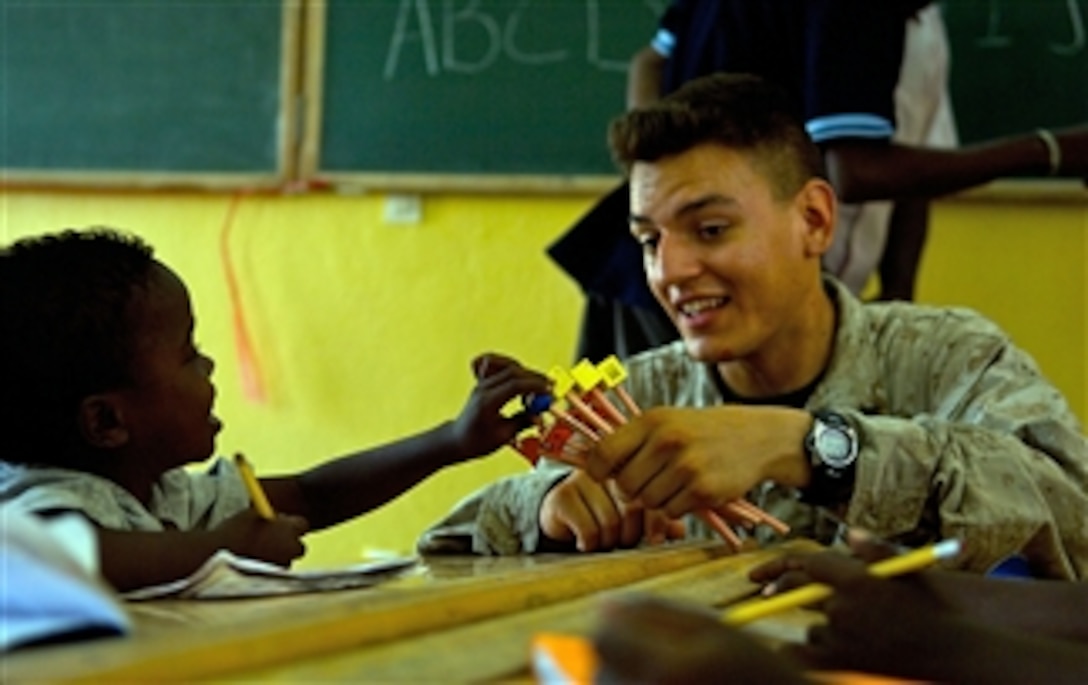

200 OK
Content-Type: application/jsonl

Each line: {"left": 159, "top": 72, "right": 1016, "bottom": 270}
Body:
{"left": 608, "top": 72, "right": 827, "bottom": 201}
{"left": 0, "top": 228, "right": 155, "bottom": 466}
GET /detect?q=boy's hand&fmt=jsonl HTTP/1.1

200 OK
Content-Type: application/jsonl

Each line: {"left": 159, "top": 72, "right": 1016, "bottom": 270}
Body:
{"left": 593, "top": 595, "right": 808, "bottom": 684}
{"left": 217, "top": 508, "right": 309, "bottom": 567}
{"left": 539, "top": 471, "right": 684, "bottom": 552}
{"left": 450, "top": 353, "right": 551, "bottom": 459}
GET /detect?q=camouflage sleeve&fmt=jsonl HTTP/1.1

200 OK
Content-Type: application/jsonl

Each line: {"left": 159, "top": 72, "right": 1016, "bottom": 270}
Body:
{"left": 416, "top": 461, "right": 571, "bottom": 555}
{"left": 847, "top": 312, "right": 1088, "bottom": 579}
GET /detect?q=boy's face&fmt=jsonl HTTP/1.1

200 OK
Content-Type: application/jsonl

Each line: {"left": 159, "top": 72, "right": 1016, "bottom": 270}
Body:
{"left": 115, "top": 262, "right": 221, "bottom": 471}
{"left": 628, "top": 142, "right": 830, "bottom": 365}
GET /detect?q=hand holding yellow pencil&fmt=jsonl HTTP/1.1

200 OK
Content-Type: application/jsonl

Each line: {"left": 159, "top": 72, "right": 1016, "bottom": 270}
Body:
{"left": 234, "top": 452, "right": 276, "bottom": 520}
{"left": 723, "top": 538, "right": 962, "bottom": 625}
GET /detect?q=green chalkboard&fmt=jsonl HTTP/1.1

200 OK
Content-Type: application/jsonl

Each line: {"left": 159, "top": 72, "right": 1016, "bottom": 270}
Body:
{"left": 3, "top": 0, "right": 1082, "bottom": 185}
{"left": 316, "top": 0, "right": 1086, "bottom": 182}
{"left": 0, "top": 0, "right": 291, "bottom": 182}
{"left": 316, "top": 0, "right": 661, "bottom": 178}
{"left": 941, "top": 0, "right": 1087, "bottom": 144}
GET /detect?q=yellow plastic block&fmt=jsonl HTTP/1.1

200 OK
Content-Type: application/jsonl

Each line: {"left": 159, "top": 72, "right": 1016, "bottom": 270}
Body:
{"left": 500, "top": 395, "right": 526, "bottom": 418}
{"left": 547, "top": 365, "right": 576, "bottom": 398}
{"left": 570, "top": 358, "right": 604, "bottom": 391}
{"left": 597, "top": 355, "right": 629, "bottom": 387}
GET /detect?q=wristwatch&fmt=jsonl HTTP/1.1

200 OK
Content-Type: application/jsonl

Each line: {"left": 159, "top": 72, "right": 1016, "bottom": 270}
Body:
{"left": 800, "top": 410, "right": 859, "bottom": 505}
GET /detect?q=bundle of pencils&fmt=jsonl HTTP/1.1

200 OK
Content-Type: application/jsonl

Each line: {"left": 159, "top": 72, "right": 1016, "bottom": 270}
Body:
{"left": 513, "top": 355, "right": 788, "bottom": 552}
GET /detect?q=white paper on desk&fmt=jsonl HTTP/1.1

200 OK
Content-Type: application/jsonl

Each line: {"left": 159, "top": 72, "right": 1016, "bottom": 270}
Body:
{"left": 1, "top": 507, "right": 131, "bottom": 650}
{"left": 123, "top": 550, "right": 418, "bottom": 600}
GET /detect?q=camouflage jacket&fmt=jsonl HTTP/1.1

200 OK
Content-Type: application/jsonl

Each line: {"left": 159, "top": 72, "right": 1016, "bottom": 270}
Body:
{"left": 419, "top": 279, "right": 1088, "bottom": 579}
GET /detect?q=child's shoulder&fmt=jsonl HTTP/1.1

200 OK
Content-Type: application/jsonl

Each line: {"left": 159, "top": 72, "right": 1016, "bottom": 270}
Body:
{"left": 0, "top": 461, "right": 155, "bottom": 530}
{"left": 0, "top": 460, "right": 105, "bottom": 495}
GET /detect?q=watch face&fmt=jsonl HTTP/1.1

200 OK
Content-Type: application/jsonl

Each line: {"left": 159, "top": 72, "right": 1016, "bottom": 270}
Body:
{"left": 816, "top": 427, "right": 855, "bottom": 467}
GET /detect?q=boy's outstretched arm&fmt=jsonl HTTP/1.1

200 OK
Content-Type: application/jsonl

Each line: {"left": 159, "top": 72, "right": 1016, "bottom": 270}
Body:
{"left": 264, "top": 353, "right": 551, "bottom": 531}
{"left": 95, "top": 508, "right": 308, "bottom": 591}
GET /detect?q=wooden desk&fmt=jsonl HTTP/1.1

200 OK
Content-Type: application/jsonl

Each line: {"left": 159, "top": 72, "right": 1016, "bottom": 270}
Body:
{"left": 4, "top": 539, "right": 823, "bottom": 683}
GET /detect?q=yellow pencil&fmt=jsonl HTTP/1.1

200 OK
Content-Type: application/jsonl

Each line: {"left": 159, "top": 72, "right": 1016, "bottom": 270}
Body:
{"left": 723, "top": 538, "right": 961, "bottom": 626}
{"left": 234, "top": 452, "right": 275, "bottom": 520}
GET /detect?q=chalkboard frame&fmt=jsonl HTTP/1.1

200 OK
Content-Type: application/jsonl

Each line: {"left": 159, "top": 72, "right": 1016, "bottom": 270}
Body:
{"left": 0, "top": 0, "right": 302, "bottom": 191}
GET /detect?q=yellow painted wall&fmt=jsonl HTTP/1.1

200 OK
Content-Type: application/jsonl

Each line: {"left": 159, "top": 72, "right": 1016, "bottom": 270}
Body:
{"left": 918, "top": 200, "right": 1086, "bottom": 424}
{"left": 1, "top": 190, "right": 1085, "bottom": 568}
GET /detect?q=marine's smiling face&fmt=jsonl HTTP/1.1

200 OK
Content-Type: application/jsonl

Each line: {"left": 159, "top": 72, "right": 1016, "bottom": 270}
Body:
{"left": 116, "top": 262, "right": 222, "bottom": 471}
{"left": 629, "top": 143, "right": 821, "bottom": 364}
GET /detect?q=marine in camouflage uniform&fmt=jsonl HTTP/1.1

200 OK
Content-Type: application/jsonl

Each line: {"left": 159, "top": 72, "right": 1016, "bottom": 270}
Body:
{"left": 420, "top": 72, "right": 1088, "bottom": 579}
{"left": 418, "top": 277, "right": 1087, "bottom": 579}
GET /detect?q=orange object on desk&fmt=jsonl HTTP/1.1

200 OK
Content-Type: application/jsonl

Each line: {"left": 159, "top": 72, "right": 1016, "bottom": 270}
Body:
{"left": 531, "top": 633, "right": 598, "bottom": 685}
{"left": 809, "top": 671, "right": 928, "bottom": 685}
{"left": 530, "top": 633, "right": 926, "bottom": 685}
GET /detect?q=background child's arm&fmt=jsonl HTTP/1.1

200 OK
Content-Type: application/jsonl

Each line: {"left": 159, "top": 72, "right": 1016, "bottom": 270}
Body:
{"left": 95, "top": 508, "right": 307, "bottom": 591}
{"left": 262, "top": 353, "right": 551, "bottom": 530}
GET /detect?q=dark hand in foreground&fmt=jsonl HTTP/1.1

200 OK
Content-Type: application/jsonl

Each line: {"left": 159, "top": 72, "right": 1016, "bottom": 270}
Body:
{"left": 783, "top": 551, "right": 963, "bottom": 678}
{"left": 450, "top": 352, "right": 552, "bottom": 459}
{"left": 748, "top": 536, "right": 965, "bottom": 678}
{"left": 216, "top": 508, "right": 309, "bottom": 567}
{"left": 754, "top": 543, "right": 1088, "bottom": 683}
{"left": 748, "top": 528, "right": 898, "bottom": 593}
{"left": 592, "top": 595, "right": 808, "bottom": 684}
{"left": 752, "top": 529, "right": 1088, "bottom": 643}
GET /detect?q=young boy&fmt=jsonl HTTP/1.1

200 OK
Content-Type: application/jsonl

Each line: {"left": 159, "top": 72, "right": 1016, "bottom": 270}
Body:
{"left": 0, "top": 228, "right": 550, "bottom": 592}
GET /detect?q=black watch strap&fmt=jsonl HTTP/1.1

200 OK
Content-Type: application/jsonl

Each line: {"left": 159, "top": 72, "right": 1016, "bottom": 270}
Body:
{"left": 800, "top": 410, "right": 858, "bottom": 506}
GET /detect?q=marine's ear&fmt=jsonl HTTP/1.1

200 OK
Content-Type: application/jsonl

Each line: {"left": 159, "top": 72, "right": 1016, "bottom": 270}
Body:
{"left": 796, "top": 178, "right": 838, "bottom": 257}
{"left": 76, "top": 394, "right": 130, "bottom": 449}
